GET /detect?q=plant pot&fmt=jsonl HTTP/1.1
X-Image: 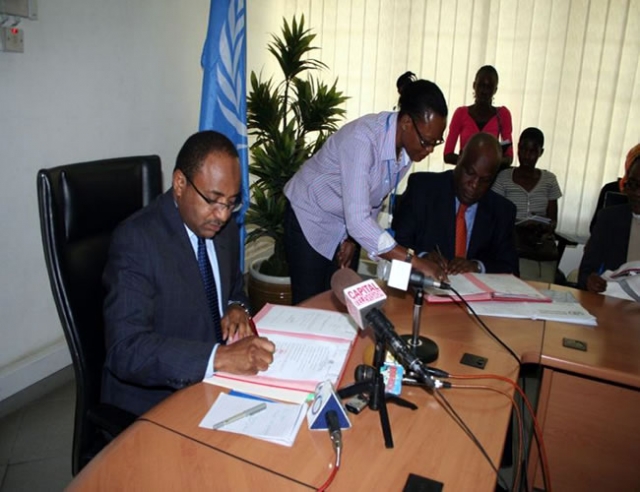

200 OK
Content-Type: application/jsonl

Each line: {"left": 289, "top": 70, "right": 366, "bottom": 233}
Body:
{"left": 248, "top": 259, "right": 292, "bottom": 313}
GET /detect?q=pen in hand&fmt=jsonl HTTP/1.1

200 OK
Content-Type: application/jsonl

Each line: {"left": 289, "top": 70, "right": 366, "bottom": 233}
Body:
{"left": 434, "top": 244, "right": 449, "bottom": 273}
{"left": 211, "top": 402, "right": 267, "bottom": 430}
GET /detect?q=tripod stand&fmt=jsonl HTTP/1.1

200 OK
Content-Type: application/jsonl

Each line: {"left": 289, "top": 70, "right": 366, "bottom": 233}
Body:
{"left": 338, "top": 332, "right": 417, "bottom": 448}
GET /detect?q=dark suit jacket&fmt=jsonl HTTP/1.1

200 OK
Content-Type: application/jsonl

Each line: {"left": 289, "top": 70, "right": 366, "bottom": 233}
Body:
{"left": 393, "top": 171, "right": 519, "bottom": 275}
{"left": 579, "top": 204, "right": 632, "bottom": 289}
{"left": 101, "top": 189, "right": 249, "bottom": 415}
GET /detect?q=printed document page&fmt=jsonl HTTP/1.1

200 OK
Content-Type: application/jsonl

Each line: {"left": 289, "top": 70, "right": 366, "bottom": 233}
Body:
{"left": 255, "top": 304, "right": 358, "bottom": 341}
{"left": 258, "top": 333, "right": 350, "bottom": 384}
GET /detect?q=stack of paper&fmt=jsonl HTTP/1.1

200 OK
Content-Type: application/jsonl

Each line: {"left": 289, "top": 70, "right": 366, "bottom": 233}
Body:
{"left": 467, "top": 301, "right": 597, "bottom": 326}
{"left": 199, "top": 393, "right": 307, "bottom": 447}
{"left": 205, "top": 304, "right": 358, "bottom": 403}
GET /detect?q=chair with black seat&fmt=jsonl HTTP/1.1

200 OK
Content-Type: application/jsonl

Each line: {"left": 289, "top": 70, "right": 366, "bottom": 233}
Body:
{"left": 37, "top": 155, "right": 163, "bottom": 475}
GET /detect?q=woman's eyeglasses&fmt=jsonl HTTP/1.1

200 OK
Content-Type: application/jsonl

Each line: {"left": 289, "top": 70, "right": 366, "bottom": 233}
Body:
{"left": 410, "top": 117, "right": 444, "bottom": 149}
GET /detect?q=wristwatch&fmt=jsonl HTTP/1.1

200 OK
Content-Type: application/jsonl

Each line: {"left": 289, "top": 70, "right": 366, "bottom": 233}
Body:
{"left": 405, "top": 248, "right": 415, "bottom": 264}
{"left": 228, "top": 301, "right": 252, "bottom": 318}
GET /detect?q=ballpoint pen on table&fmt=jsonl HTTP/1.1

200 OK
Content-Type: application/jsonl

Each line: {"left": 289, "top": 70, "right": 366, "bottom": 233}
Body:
{"left": 211, "top": 402, "right": 267, "bottom": 430}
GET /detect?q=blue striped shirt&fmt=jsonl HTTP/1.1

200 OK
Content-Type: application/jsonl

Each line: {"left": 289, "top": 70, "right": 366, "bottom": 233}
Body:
{"left": 284, "top": 112, "right": 411, "bottom": 260}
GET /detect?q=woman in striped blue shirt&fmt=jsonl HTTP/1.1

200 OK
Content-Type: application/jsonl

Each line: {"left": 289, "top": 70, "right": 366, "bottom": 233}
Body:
{"left": 284, "top": 80, "right": 449, "bottom": 304}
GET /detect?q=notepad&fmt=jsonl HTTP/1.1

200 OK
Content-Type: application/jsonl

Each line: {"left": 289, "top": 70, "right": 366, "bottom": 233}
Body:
{"left": 199, "top": 392, "right": 307, "bottom": 447}
{"left": 205, "top": 304, "right": 358, "bottom": 403}
{"left": 425, "top": 273, "right": 552, "bottom": 303}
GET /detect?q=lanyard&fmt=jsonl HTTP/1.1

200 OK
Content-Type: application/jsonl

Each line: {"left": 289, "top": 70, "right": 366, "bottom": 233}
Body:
{"left": 387, "top": 159, "right": 401, "bottom": 218}
{"left": 385, "top": 113, "right": 402, "bottom": 234}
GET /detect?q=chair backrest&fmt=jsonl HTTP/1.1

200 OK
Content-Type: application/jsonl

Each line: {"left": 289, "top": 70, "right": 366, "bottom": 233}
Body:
{"left": 37, "top": 156, "right": 162, "bottom": 473}
{"left": 603, "top": 191, "right": 628, "bottom": 209}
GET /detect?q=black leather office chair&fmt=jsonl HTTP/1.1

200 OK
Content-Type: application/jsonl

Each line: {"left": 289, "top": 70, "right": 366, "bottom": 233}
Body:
{"left": 37, "top": 156, "right": 163, "bottom": 475}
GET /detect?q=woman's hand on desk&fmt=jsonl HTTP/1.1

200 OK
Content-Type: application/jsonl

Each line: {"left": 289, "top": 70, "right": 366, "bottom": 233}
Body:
{"left": 214, "top": 337, "right": 275, "bottom": 375}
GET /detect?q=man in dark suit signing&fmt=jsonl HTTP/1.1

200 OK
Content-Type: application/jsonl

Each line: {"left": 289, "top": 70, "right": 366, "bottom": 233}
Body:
{"left": 393, "top": 132, "right": 519, "bottom": 275}
{"left": 102, "top": 131, "right": 275, "bottom": 416}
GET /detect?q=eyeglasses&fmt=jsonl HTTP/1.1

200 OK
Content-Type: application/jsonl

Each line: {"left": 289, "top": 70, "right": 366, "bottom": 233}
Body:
{"left": 184, "top": 173, "right": 242, "bottom": 213}
{"left": 410, "top": 116, "right": 444, "bottom": 149}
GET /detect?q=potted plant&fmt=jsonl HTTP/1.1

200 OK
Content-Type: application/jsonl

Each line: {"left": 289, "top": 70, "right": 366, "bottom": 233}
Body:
{"left": 246, "top": 15, "right": 347, "bottom": 309}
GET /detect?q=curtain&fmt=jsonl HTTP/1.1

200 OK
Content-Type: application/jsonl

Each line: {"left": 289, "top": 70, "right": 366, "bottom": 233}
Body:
{"left": 275, "top": 0, "right": 640, "bottom": 236}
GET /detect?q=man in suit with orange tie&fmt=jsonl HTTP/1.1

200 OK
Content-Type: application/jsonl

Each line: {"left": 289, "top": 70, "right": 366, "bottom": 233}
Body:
{"left": 393, "top": 132, "right": 519, "bottom": 275}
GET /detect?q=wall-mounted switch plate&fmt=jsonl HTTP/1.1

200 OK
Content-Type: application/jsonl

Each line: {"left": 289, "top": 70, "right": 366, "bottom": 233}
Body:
{"left": 1, "top": 27, "right": 24, "bottom": 53}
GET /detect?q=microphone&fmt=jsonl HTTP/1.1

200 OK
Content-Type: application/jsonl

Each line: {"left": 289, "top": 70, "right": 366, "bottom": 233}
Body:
{"left": 330, "top": 269, "right": 435, "bottom": 389}
{"left": 325, "top": 410, "right": 342, "bottom": 453}
{"left": 330, "top": 268, "right": 386, "bottom": 330}
{"left": 378, "top": 259, "right": 451, "bottom": 292}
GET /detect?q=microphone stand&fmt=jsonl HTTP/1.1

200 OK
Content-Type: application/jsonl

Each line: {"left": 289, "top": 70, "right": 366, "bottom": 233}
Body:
{"left": 399, "top": 288, "right": 439, "bottom": 364}
{"left": 338, "top": 332, "right": 417, "bottom": 449}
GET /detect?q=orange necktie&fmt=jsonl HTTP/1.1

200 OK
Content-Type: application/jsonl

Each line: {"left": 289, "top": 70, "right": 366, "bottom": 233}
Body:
{"left": 455, "top": 204, "right": 468, "bottom": 258}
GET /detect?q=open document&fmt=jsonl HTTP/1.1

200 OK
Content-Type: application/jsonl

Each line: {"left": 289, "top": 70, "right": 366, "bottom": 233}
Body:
{"left": 425, "top": 273, "right": 551, "bottom": 303}
{"left": 601, "top": 261, "right": 640, "bottom": 302}
{"left": 205, "top": 304, "right": 358, "bottom": 403}
{"left": 199, "top": 392, "right": 307, "bottom": 447}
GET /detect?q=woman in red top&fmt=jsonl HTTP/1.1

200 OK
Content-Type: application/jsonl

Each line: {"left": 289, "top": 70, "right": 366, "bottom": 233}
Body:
{"left": 444, "top": 65, "right": 513, "bottom": 169}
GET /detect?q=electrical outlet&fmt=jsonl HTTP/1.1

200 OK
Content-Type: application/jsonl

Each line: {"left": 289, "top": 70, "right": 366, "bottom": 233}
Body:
{"left": 460, "top": 352, "right": 488, "bottom": 370}
{"left": 1, "top": 27, "right": 24, "bottom": 53}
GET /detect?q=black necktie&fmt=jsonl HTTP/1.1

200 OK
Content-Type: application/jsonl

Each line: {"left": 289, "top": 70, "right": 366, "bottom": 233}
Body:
{"left": 197, "top": 237, "right": 223, "bottom": 344}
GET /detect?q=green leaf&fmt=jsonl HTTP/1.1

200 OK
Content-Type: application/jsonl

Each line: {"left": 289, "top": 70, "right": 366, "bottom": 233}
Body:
{"left": 245, "top": 15, "right": 347, "bottom": 276}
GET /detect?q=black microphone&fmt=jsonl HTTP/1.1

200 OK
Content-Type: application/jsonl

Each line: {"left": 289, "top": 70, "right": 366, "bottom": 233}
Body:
{"left": 378, "top": 259, "right": 451, "bottom": 291}
{"left": 325, "top": 410, "right": 342, "bottom": 452}
{"left": 330, "top": 269, "right": 435, "bottom": 389}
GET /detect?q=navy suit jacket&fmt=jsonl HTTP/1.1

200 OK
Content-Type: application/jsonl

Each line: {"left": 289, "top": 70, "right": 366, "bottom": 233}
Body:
{"left": 101, "top": 189, "right": 249, "bottom": 415}
{"left": 579, "top": 204, "right": 632, "bottom": 289}
{"left": 393, "top": 171, "right": 519, "bottom": 275}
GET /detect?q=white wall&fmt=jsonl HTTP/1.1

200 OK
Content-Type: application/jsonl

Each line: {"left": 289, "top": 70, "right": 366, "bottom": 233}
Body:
{"left": 0, "top": 0, "right": 211, "bottom": 400}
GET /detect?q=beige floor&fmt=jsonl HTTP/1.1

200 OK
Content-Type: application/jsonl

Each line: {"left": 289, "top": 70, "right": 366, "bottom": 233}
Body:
{"left": 0, "top": 367, "right": 74, "bottom": 492}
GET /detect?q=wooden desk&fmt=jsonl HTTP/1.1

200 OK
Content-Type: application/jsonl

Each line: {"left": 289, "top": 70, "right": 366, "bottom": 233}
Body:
{"left": 70, "top": 290, "right": 523, "bottom": 491}
{"left": 68, "top": 286, "right": 640, "bottom": 491}
{"left": 138, "top": 290, "right": 523, "bottom": 491}
{"left": 67, "top": 420, "right": 312, "bottom": 491}
{"left": 530, "top": 287, "right": 640, "bottom": 491}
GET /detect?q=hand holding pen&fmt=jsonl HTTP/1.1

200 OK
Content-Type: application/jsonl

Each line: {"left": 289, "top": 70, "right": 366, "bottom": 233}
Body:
{"left": 426, "top": 245, "right": 449, "bottom": 275}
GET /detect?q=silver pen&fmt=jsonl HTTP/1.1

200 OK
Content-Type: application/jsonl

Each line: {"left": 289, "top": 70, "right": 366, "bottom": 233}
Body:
{"left": 211, "top": 402, "right": 267, "bottom": 430}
